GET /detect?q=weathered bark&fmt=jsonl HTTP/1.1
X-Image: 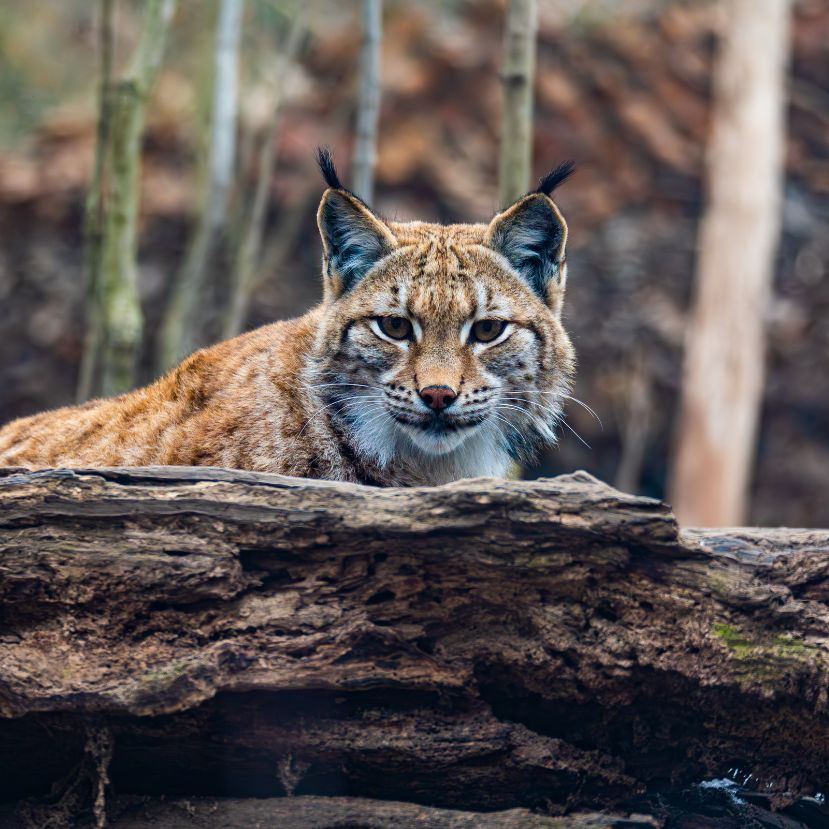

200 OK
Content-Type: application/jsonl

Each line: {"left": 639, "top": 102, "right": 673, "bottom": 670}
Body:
{"left": 499, "top": 0, "right": 537, "bottom": 206}
{"left": 0, "top": 467, "right": 828, "bottom": 825}
{"left": 670, "top": 0, "right": 792, "bottom": 526}
{"left": 84, "top": 794, "right": 829, "bottom": 829}
{"left": 0, "top": 795, "right": 661, "bottom": 829}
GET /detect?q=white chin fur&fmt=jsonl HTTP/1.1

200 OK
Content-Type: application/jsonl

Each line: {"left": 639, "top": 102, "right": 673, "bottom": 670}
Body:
{"left": 400, "top": 424, "right": 473, "bottom": 455}
{"left": 349, "top": 405, "right": 513, "bottom": 483}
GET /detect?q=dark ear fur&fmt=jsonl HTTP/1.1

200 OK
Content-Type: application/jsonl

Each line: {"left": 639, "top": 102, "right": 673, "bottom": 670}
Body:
{"left": 317, "top": 146, "right": 344, "bottom": 191}
{"left": 315, "top": 149, "right": 396, "bottom": 297}
{"left": 317, "top": 190, "right": 396, "bottom": 296}
{"left": 485, "top": 193, "right": 568, "bottom": 302}
{"left": 534, "top": 160, "right": 576, "bottom": 197}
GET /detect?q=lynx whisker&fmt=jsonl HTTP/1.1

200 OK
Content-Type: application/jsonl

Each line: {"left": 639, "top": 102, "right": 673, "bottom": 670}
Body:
{"left": 499, "top": 396, "right": 559, "bottom": 415}
{"left": 507, "top": 389, "right": 602, "bottom": 428}
{"left": 299, "top": 394, "right": 382, "bottom": 437}
{"left": 563, "top": 394, "right": 602, "bottom": 428}
{"left": 555, "top": 416, "right": 592, "bottom": 449}
{"left": 489, "top": 410, "right": 526, "bottom": 444}
{"left": 310, "top": 382, "right": 378, "bottom": 391}
{"left": 357, "top": 408, "right": 393, "bottom": 431}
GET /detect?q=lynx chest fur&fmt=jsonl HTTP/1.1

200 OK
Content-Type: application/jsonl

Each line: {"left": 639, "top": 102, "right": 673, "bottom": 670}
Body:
{"left": 0, "top": 153, "right": 576, "bottom": 486}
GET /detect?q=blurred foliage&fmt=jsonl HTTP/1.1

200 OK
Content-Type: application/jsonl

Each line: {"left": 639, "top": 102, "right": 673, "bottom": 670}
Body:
{"left": 0, "top": 1, "right": 297, "bottom": 150}
{"left": 0, "top": 2, "right": 96, "bottom": 146}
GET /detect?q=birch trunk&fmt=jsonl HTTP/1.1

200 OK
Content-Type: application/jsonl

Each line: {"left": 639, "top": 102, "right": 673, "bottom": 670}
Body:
{"left": 351, "top": 0, "right": 382, "bottom": 203}
{"left": 498, "top": 0, "right": 537, "bottom": 207}
{"left": 670, "top": 0, "right": 792, "bottom": 526}
{"left": 157, "top": 0, "right": 244, "bottom": 371}
{"left": 220, "top": 9, "right": 306, "bottom": 340}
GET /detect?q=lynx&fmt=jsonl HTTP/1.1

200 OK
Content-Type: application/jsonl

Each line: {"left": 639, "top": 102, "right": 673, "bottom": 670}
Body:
{"left": 0, "top": 151, "right": 576, "bottom": 486}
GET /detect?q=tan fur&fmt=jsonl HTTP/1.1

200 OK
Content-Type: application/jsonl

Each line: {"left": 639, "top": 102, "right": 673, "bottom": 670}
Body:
{"left": 0, "top": 186, "right": 575, "bottom": 486}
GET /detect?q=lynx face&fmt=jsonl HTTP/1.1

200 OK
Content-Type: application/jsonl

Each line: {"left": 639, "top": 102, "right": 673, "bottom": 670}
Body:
{"left": 306, "top": 153, "right": 576, "bottom": 482}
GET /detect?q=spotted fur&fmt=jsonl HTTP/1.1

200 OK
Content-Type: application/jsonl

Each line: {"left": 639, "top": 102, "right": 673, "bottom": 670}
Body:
{"left": 0, "top": 157, "right": 576, "bottom": 486}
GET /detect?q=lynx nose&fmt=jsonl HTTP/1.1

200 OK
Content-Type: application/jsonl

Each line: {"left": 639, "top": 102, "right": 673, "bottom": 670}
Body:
{"left": 419, "top": 385, "right": 457, "bottom": 411}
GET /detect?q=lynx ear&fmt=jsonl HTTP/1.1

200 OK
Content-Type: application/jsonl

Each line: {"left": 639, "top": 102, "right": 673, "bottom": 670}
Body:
{"left": 317, "top": 190, "right": 397, "bottom": 297}
{"left": 485, "top": 192, "right": 568, "bottom": 306}
{"left": 315, "top": 150, "right": 396, "bottom": 297}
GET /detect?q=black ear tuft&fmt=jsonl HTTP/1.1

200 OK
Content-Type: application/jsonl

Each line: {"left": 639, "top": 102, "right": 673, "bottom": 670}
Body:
{"left": 317, "top": 146, "right": 343, "bottom": 190}
{"left": 535, "top": 160, "right": 576, "bottom": 197}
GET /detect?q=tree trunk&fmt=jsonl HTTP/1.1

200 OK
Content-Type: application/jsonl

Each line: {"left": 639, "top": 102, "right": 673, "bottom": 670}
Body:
{"left": 157, "top": 0, "right": 244, "bottom": 371}
{"left": 83, "top": 0, "right": 178, "bottom": 398}
{"left": 499, "top": 0, "right": 537, "bottom": 207}
{"left": 670, "top": 0, "right": 792, "bottom": 526}
{"left": 76, "top": 0, "right": 115, "bottom": 403}
{"left": 351, "top": 0, "right": 382, "bottom": 203}
{"left": 1, "top": 467, "right": 829, "bottom": 826}
{"left": 220, "top": 9, "right": 307, "bottom": 341}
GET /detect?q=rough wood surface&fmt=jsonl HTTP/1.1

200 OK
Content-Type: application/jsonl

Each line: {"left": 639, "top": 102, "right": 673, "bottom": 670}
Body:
{"left": 71, "top": 795, "right": 659, "bottom": 829}
{"left": 1, "top": 466, "right": 828, "bottom": 823}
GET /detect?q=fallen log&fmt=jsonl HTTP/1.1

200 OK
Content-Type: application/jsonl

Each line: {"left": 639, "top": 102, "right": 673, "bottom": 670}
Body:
{"left": 0, "top": 467, "right": 828, "bottom": 826}
{"left": 83, "top": 795, "right": 661, "bottom": 829}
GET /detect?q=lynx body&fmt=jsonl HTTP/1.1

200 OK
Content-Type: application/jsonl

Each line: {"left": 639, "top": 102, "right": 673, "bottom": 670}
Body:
{"left": 0, "top": 154, "right": 576, "bottom": 486}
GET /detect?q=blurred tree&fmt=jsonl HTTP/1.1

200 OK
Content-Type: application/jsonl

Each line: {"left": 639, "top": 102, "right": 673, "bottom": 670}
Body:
{"left": 351, "top": 0, "right": 382, "bottom": 203}
{"left": 221, "top": 6, "right": 307, "bottom": 340}
{"left": 614, "top": 351, "right": 652, "bottom": 496}
{"left": 157, "top": 0, "right": 244, "bottom": 371}
{"left": 76, "top": 0, "right": 115, "bottom": 403}
{"left": 670, "top": 0, "right": 792, "bottom": 526}
{"left": 78, "top": 0, "right": 178, "bottom": 398}
{"left": 498, "top": 0, "right": 536, "bottom": 207}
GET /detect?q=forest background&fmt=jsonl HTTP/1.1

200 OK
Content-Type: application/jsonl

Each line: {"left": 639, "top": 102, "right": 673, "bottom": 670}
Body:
{"left": 0, "top": 0, "right": 826, "bottom": 527}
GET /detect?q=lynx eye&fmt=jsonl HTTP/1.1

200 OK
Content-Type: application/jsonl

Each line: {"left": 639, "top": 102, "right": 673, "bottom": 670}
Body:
{"left": 377, "top": 316, "right": 413, "bottom": 340}
{"left": 470, "top": 319, "right": 506, "bottom": 343}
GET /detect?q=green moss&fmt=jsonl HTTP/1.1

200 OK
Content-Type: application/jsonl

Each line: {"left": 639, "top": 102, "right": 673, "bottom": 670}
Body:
{"left": 772, "top": 634, "right": 821, "bottom": 656}
{"left": 141, "top": 659, "right": 191, "bottom": 686}
{"left": 712, "top": 623, "right": 823, "bottom": 685}
{"left": 713, "top": 623, "right": 752, "bottom": 654}
{"left": 707, "top": 571, "right": 733, "bottom": 597}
